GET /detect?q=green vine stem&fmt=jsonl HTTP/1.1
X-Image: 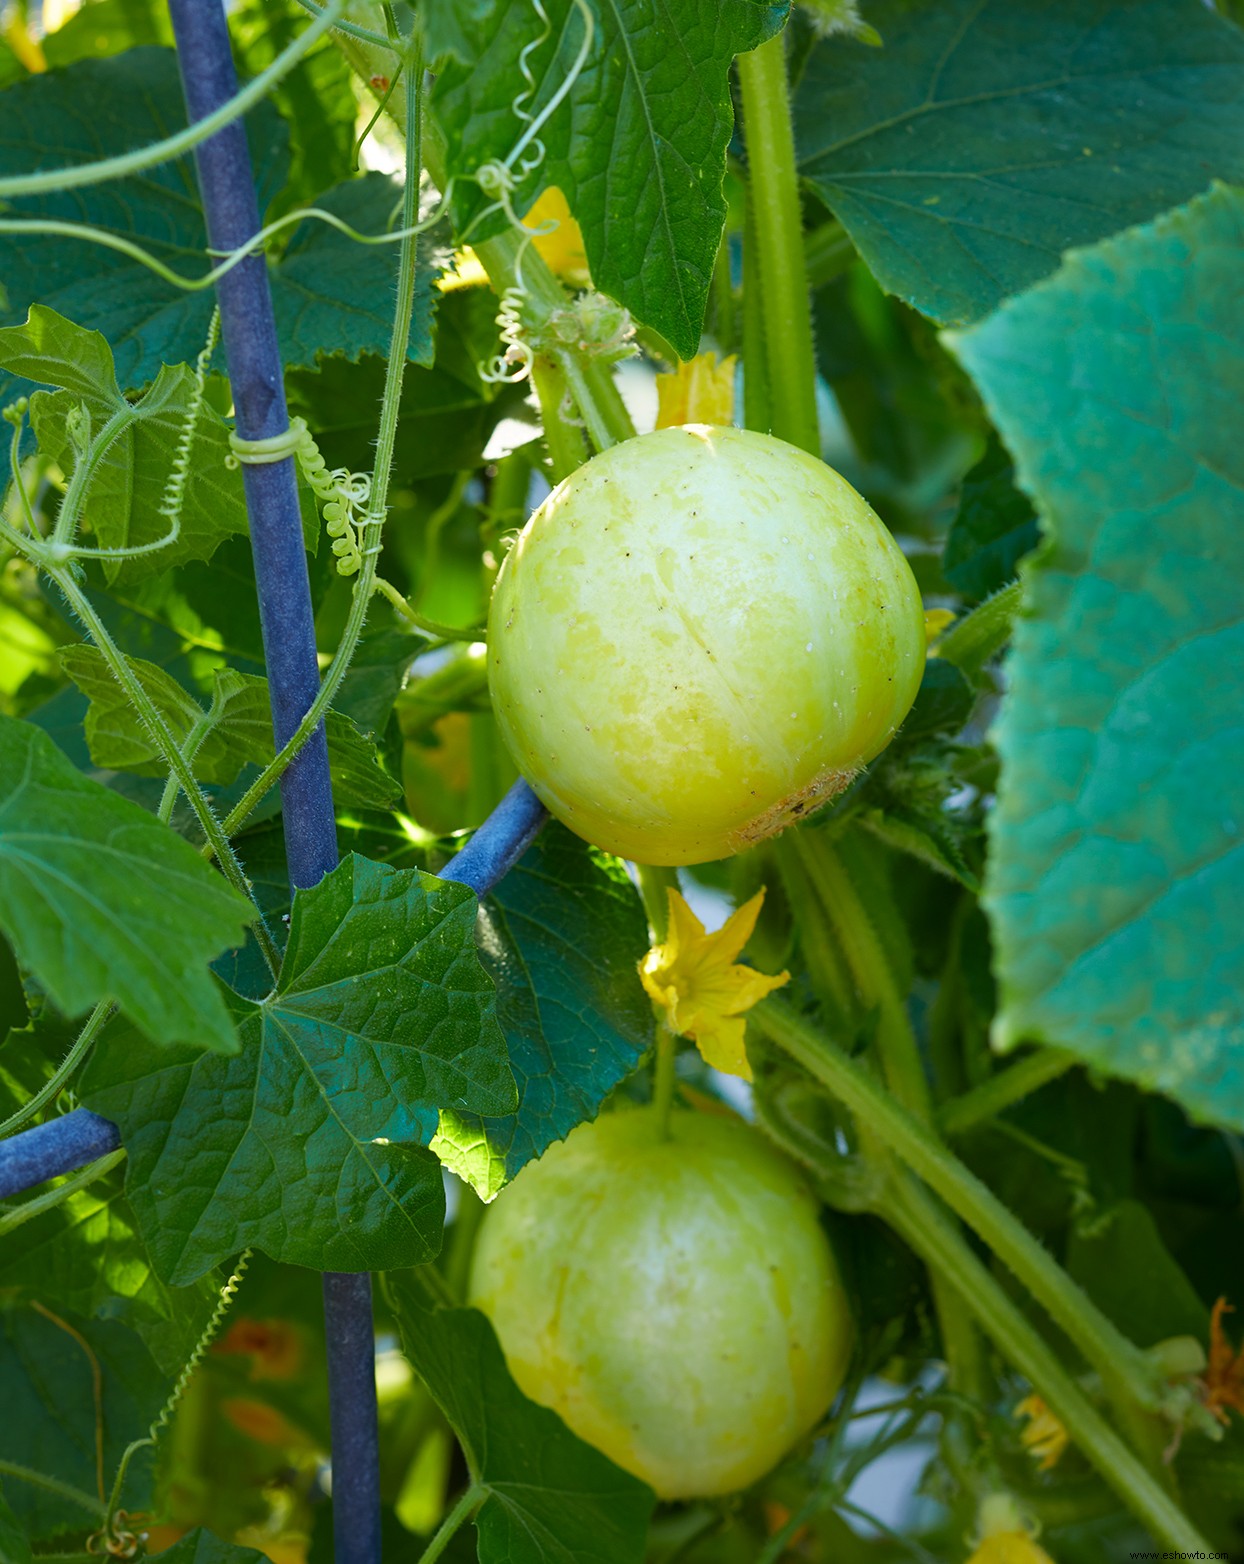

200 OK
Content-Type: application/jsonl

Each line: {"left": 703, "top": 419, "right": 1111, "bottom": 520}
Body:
{"left": 750, "top": 997, "right": 1172, "bottom": 1417}
{"left": 741, "top": 188, "right": 773, "bottom": 437}
{"left": 937, "top": 1047, "right": 1077, "bottom": 1138}
{"left": 50, "top": 406, "right": 139, "bottom": 551}
{"left": 0, "top": 0, "right": 348, "bottom": 202}
{"left": 530, "top": 356, "right": 590, "bottom": 481}
{"left": 0, "top": 1147, "right": 125, "bottom": 1238}
{"left": 417, "top": 1482, "right": 485, "bottom": 1564}
{"left": 653, "top": 1023, "right": 678, "bottom": 1142}
{"left": 885, "top": 1177, "right": 1208, "bottom": 1555}
{"left": 220, "top": 46, "right": 426, "bottom": 843}
{"left": 736, "top": 34, "right": 820, "bottom": 456}
{"left": 0, "top": 1002, "right": 113, "bottom": 1139}
{"left": 44, "top": 565, "right": 283, "bottom": 977}
{"left": 372, "top": 574, "right": 485, "bottom": 642}
{"left": 0, "top": 1459, "right": 104, "bottom": 1519}
{"left": 786, "top": 830, "right": 932, "bottom": 1120}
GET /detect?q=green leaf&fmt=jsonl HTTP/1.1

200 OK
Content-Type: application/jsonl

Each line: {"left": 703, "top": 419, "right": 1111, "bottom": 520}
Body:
{"left": 795, "top": 0, "right": 1244, "bottom": 326}
{"left": 943, "top": 434, "right": 1039, "bottom": 602}
{"left": 0, "top": 714, "right": 249, "bottom": 1052}
{"left": 893, "top": 659, "right": 975, "bottom": 748}
{"left": 268, "top": 176, "right": 437, "bottom": 372}
{"left": 386, "top": 1277, "right": 653, "bottom": 1564}
{"left": 1066, "top": 1199, "right": 1209, "bottom": 1348}
{"left": 0, "top": 1165, "right": 220, "bottom": 1377}
{"left": 0, "top": 1482, "right": 31, "bottom": 1564}
{"left": 427, "top": 0, "right": 785, "bottom": 359}
{"left": 947, "top": 182, "right": 1244, "bottom": 1129}
{"left": 60, "top": 647, "right": 402, "bottom": 809}
{"left": 433, "top": 825, "right": 652, "bottom": 1198}
{"left": 151, "top": 1534, "right": 268, "bottom": 1564}
{"left": 0, "top": 307, "right": 252, "bottom": 586}
{"left": 82, "top": 855, "right": 518, "bottom": 1282}
{"left": 0, "top": 307, "right": 121, "bottom": 407}
{"left": 0, "top": 1301, "right": 163, "bottom": 1541}
{"left": 0, "top": 51, "right": 432, "bottom": 402}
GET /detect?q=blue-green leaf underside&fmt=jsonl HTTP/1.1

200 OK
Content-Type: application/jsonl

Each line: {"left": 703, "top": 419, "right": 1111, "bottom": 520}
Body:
{"left": 427, "top": 0, "right": 786, "bottom": 359}
{"left": 947, "top": 182, "right": 1244, "bottom": 1129}
{"left": 0, "top": 714, "right": 250, "bottom": 1053}
{"left": 82, "top": 855, "right": 518, "bottom": 1283}
{"left": 387, "top": 1278, "right": 653, "bottom": 1564}
{"left": 433, "top": 824, "right": 652, "bottom": 1198}
{"left": 795, "top": 0, "right": 1244, "bottom": 325}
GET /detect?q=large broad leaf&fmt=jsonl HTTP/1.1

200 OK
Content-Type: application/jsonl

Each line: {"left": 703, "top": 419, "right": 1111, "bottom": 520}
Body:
{"left": 386, "top": 1277, "right": 653, "bottom": 1564}
{"left": 0, "top": 1302, "right": 163, "bottom": 1541}
{"left": 269, "top": 176, "right": 437, "bottom": 371}
{"left": 0, "top": 50, "right": 432, "bottom": 403}
{"left": 427, "top": 0, "right": 786, "bottom": 359}
{"left": 434, "top": 825, "right": 651, "bottom": 1199}
{"left": 0, "top": 309, "right": 250, "bottom": 585}
{"left": 795, "top": 0, "right": 1244, "bottom": 326}
{"left": 0, "top": 715, "right": 250, "bottom": 1053}
{"left": 0, "top": 1166, "right": 220, "bottom": 1377}
{"left": 61, "top": 647, "right": 401, "bottom": 809}
{"left": 82, "top": 855, "right": 518, "bottom": 1283}
{"left": 947, "top": 182, "right": 1244, "bottom": 1129}
{"left": 0, "top": 50, "right": 281, "bottom": 401}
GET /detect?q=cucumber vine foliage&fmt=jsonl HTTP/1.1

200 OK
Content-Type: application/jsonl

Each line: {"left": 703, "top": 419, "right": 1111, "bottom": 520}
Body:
{"left": 0, "top": 0, "right": 1243, "bottom": 1562}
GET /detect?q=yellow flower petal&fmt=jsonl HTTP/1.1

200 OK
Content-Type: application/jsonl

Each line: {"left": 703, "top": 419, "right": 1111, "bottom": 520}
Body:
{"left": 526, "top": 187, "right": 591, "bottom": 285}
{"left": 968, "top": 1496, "right": 1055, "bottom": 1564}
{"left": 655, "top": 352, "right": 737, "bottom": 430}
{"left": 967, "top": 1535, "right": 1056, "bottom": 1564}
{"left": 924, "top": 607, "right": 956, "bottom": 648}
{"left": 639, "top": 889, "right": 788, "bottom": 1080}
{"left": 686, "top": 1012, "right": 752, "bottom": 1081}
{"left": 1014, "top": 1394, "right": 1069, "bottom": 1471}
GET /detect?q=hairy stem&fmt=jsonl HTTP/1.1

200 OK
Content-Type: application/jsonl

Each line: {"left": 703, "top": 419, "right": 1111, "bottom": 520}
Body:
{"left": 886, "top": 1178, "right": 1207, "bottom": 1554}
{"left": 417, "top": 1483, "right": 485, "bottom": 1564}
{"left": 530, "top": 356, "right": 590, "bottom": 481}
{"left": 0, "top": 1148, "right": 125, "bottom": 1238}
{"left": 47, "top": 566, "right": 281, "bottom": 974}
{"left": 0, "top": 1002, "right": 112, "bottom": 1139}
{"left": 737, "top": 35, "right": 819, "bottom": 455}
{"left": 937, "top": 1048, "right": 1076, "bottom": 1138}
{"left": 752, "top": 998, "right": 1165, "bottom": 1411}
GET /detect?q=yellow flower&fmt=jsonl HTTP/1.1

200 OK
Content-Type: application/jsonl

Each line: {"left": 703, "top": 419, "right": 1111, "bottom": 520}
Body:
{"left": 967, "top": 1530, "right": 1056, "bottom": 1564}
{"left": 639, "top": 888, "right": 788, "bottom": 1081}
{"left": 655, "top": 351, "right": 737, "bottom": 431}
{"left": 1014, "top": 1394, "right": 1068, "bottom": 1471}
{"left": 924, "top": 607, "right": 956, "bottom": 649}
{"left": 967, "top": 1495, "right": 1056, "bottom": 1564}
{"left": 525, "top": 186, "right": 591, "bottom": 285}
{"left": 437, "top": 187, "right": 590, "bottom": 293}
